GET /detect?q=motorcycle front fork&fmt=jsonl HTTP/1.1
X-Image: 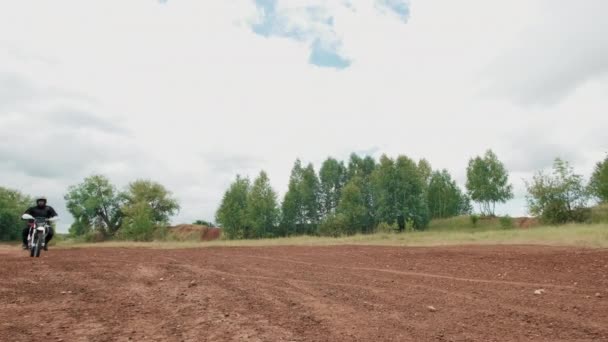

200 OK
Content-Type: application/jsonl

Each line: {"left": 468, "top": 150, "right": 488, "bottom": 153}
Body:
{"left": 27, "top": 229, "right": 47, "bottom": 247}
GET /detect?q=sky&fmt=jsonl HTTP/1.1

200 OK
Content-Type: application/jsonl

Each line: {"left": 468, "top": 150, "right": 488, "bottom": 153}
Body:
{"left": 1, "top": 0, "right": 607, "bottom": 233}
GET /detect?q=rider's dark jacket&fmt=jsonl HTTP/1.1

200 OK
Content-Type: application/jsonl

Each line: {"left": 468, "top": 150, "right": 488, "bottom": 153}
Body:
{"left": 24, "top": 205, "right": 58, "bottom": 219}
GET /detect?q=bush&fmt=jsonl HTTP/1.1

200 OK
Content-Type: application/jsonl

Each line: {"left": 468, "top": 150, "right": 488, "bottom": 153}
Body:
{"left": 571, "top": 207, "right": 592, "bottom": 224}
{"left": 499, "top": 215, "right": 514, "bottom": 229}
{"left": 591, "top": 204, "right": 608, "bottom": 224}
{"left": 470, "top": 214, "right": 479, "bottom": 227}
{"left": 119, "top": 202, "right": 157, "bottom": 241}
{"left": 152, "top": 226, "right": 169, "bottom": 241}
{"left": 376, "top": 222, "right": 398, "bottom": 233}
{"left": 68, "top": 219, "right": 91, "bottom": 237}
{"left": 318, "top": 214, "right": 348, "bottom": 237}
{"left": 405, "top": 218, "right": 416, "bottom": 232}
{"left": 83, "top": 231, "right": 106, "bottom": 243}
{"left": 48, "top": 233, "right": 68, "bottom": 246}
{"left": 0, "top": 187, "right": 32, "bottom": 241}
{"left": 193, "top": 220, "right": 214, "bottom": 227}
{"left": 540, "top": 202, "right": 591, "bottom": 225}
{"left": 526, "top": 159, "right": 590, "bottom": 225}
{"left": 589, "top": 156, "right": 608, "bottom": 202}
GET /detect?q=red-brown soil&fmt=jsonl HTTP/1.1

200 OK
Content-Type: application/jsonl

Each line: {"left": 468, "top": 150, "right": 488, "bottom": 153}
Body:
{"left": 1, "top": 245, "right": 607, "bottom": 341}
{"left": 169, "top": 224, "right": 221, "bottom": 241}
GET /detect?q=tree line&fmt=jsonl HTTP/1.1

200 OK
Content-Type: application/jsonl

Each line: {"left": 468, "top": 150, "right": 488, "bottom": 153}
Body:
{"left": 216, "top": 151, "right": 608, "bottom": 239}
{"left": 216, "top": 150, "right": 511, "bottom": 239}
{"left": 1, "top": 151, "right": 607, "bottom": 242}
{"left": 0, "top": 175, "right": 182, "bottom": 242}
{"left": 64, "top": 175, "right": 180, "bottom": 241}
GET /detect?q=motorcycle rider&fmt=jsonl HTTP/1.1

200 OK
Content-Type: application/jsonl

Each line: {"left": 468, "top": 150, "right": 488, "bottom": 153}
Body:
{"left": 22, "top": 196, "right": 58, "bottom": 251}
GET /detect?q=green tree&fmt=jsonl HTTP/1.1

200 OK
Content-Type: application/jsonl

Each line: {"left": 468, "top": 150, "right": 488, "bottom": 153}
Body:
{"left": 119, "top": 180, "right": 180, "bottom": 240}
{"left": 193, "top": 220, "right": 214, "bottom": 226}
{"left": 64, "top": 175, "right": 124, "bottom": 237}
{"left": 216, "top": 176, "right": 250, "bottom": 239}
{"left": 394, "top": 155, "right": 429, "bottom": 229}
{"left": 417, "top": 159, "right": 433, "bottom": 186}
{"left": 281, "top": 160, "right": 304, "bottom": 236}
{"left": 119, "top": 201, "right": 157, "bottom": 241}
{"left": 526, "top": 158, "right": 590, "bottom": 224}
{"left": 347, "top": 154, "right": 376, "bottom": 181}
{"left": 246, "top": 171, "right": 280, "bottom": 238}
{"left": 318, "top": 213, "right": 348, "bottom": 237}
{"left": 589, "top": 155, "right": 608, "bottom": 203}
{"left": 0, "top": 187, "right": 32, "bottom": 241}
{"left": 346, "top": 154, "right": 376, "bottom": 231}
{"left": 465, "top": 150, "right": 513, "bottom": 216}
{"left": 427, "top": 170, "right": 471, "bottom": 219}
{"left": 69, "top": 219, "right": 91, "bottom": 237}
{"left": 336, "top": 176, "right": 368, "bottom": 235}
{"left": 280, "top": 160, "right": 321, "bottom": 236}
{"left": 123, "top": 180, "right": 180, "bottom": 225}
{"left": 372, "top": 155, "right": 429, "bottom": 230}
{"left": 319, "top": 157, "right": 347, "bottom": 217}
{"left": 460, "top": 194, "right": 473, "bottom": 215}
{"left": 299, "top": 163, "right": 321, "bottom": 234}
{"left": 371, "top": 155, "right": 396, "bottom": 225}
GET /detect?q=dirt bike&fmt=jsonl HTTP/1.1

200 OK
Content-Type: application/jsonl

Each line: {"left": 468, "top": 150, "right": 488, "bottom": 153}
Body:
{"left": 22, "top": 214, "right": 58, "bottom": 258}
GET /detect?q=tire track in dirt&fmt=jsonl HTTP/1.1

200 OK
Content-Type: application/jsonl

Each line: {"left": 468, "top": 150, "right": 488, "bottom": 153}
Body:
{"left": 232, "top": 254, "right": 578, "bottom": 289}
{"left": 224, "top": 253, "right": 607, "bottom": 340}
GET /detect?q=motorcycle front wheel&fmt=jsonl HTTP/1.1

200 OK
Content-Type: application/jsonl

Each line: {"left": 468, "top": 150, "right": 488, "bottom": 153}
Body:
{"left": 30, "top": 236, "right": 35, "bottom": 257}
{"left": 31, "top": 234, "right": 41, "bottom": 258}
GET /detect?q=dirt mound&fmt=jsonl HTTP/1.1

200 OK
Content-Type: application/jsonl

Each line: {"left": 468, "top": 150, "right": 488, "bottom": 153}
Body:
{"left": 515, "top": 217, "right": 540, "bottom": 228}
{"left": 477, "top": 216, "right": 541, "bottom": 229}
{"left": 169, "top": 224, "right": 221, "bottom": 241}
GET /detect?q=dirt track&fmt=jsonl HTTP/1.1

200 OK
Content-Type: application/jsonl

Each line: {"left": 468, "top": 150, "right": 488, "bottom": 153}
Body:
{"left": 1, "top": 245, "right": 607, "bottom": 342}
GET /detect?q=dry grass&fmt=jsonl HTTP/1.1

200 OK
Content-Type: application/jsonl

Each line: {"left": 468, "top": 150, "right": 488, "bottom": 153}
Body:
{"left": 55, "top": 224, "right": 608, "bottom": 249}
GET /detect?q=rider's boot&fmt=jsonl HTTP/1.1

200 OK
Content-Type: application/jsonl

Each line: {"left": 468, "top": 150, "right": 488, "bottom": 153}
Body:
{"left": 22, "top": 243, "right": 28, "bottom": 250}
{"left": 43, "top": 243, "right": 48, "bottom": 251}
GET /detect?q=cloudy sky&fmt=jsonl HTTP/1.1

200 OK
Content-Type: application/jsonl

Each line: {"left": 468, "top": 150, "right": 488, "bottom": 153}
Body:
{"left": 1, "top": 0, "right": 606, "bottom": 232}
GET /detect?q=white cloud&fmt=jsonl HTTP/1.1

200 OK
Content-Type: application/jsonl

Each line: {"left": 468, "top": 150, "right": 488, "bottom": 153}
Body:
{"left": 0, "top": 0, "right": 606, "bottom": 231}
{"left": 484, "top": 0, "right": 608, "bottom": 106}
